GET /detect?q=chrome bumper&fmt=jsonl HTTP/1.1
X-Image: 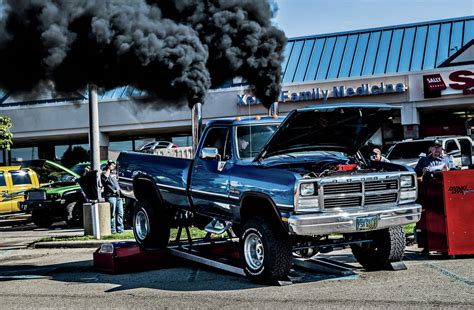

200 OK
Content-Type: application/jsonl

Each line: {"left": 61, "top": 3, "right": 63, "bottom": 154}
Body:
{"left": 288, "top": 204, "right": 421, "bottom": 236}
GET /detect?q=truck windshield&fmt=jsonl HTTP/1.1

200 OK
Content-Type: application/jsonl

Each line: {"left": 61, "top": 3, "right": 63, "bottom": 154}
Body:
{"left": 237, "top": 124, "right": 279, "bottom": 159}
{"left": 387, "top": 141, "right": 434, "bottom": 159}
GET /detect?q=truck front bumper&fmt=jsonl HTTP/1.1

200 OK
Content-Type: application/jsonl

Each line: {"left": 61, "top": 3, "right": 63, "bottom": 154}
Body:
{"left": 288, "top": 203, "right": 421, "bottom": 236}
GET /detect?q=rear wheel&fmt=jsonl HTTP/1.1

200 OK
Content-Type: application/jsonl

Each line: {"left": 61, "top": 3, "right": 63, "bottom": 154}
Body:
{"left": 133, "top": 199, "right": 170, "bottom": 249}
{"left": 240, "top": 217, "right": 292, "bottom": 284}
{"left": 351, "top": 226, "right": 405, "bottom": 271}
{"left": 32, "top": 210, "right": 54, "bottom": 228}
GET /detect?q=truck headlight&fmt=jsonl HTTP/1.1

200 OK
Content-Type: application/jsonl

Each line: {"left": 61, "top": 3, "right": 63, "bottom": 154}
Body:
{"left": 400, "top": 175, "right": 414, "bottom": 188}
{"left": 300, "top": 183, "right": 315, "bottom": 196}
{"left": 400, "top": 190, "right": 417, "bottom": 201}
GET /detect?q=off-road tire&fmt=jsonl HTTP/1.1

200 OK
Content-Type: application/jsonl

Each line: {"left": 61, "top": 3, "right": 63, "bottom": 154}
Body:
{"left": 31, "top": 210, "right": 54, "bottom": 228}
{"left": 351, "top": 225, "right": 405, "bottom": 271}
{"left": 133, "top": 199, "right": 170, "bottom": 249}
{"left": 240, "top": 217, "right": 292, "bottom": 284}
{"left": 65, "top": 201, "right": 83, "bottom": 227}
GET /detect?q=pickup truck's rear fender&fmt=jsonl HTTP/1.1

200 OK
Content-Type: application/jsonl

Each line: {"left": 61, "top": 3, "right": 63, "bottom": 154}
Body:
{"left": 240, "top": 192, "right": 287, "bottom": 233}
{"left": 133, "top": 175, "right": 164, "bottom": 205}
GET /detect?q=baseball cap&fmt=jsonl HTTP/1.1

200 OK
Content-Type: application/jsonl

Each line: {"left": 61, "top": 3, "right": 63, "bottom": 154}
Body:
{"left": 107, "top": 159, "right": 116, "bottom": 166}
{"left": 433, "top": 139, "right": 442, "bottom": 147}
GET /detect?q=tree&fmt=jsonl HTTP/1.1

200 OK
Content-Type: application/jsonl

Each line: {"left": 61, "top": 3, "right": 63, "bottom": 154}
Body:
{"left": 0, "top": 116, "right": 13, "bottom": 150}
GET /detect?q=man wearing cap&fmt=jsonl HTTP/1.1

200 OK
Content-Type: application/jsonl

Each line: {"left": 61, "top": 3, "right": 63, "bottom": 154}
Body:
{"left": 371, "top": 148, "right": 390, "bottom": 162}
{"left": 101, "top": 160, "right": 124, "bottom": 234}
{"left": 414, "top": 140, "right": 454, "bottom": 177}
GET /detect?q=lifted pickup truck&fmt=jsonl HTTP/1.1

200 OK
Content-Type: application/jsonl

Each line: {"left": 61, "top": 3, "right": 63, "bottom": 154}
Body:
{"left": 118, "top": 103, "right": 421, "bottom": 283}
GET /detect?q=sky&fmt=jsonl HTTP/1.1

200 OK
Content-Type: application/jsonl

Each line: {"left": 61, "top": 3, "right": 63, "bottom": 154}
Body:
{"left": 273, "top": 0, "right": 474, "bottom": 38}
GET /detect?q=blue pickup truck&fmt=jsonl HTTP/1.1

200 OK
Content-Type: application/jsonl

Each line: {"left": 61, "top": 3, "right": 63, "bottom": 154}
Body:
{"left": 117, "top": 103, "right": 421, "bottom": 283}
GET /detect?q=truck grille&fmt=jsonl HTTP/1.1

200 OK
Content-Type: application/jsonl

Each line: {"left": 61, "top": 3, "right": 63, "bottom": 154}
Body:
{"left": 365, "top": 193, "right": 398, "bottom": 205}
{"left": 320, "top": 178, "right": 399, "bottom": 209}
{"left": 323, "top": 183, "right": 362, "bottom": 195}
{"left": 324, "top": 196, "right": 362, "bottom": 208}
{"left": 27, "top": 190, "right": 46, "bottom": 201}
{"left": 365, "top": 180, "right": 398, "bottom": 191}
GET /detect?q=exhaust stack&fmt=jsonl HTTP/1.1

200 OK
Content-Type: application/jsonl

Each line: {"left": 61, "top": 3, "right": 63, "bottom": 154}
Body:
{"left": 192, "top": 102, "right": 203, "bottom": 155}
{"left": 268, "top": 102, "right": 279, "bottom": 117}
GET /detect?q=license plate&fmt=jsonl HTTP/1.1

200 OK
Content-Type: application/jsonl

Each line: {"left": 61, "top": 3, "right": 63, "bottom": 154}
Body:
{"left": 356, "top": 216, "right": 378, "bottom": 231}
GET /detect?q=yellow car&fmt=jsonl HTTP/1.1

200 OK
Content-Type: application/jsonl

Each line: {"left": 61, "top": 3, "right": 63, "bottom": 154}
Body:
{"left": 0, "top": 166, "right": 40, "bottom": 214}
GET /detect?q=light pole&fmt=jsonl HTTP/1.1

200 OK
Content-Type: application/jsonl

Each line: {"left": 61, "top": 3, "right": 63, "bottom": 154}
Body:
{"left": 88, "top": 84, "right": 101, "bottom": 239}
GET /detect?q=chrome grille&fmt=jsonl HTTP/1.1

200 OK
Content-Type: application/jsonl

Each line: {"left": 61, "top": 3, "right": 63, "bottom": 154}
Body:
{"left": 27, "top": 190, "right": 46, "bottom": 201}
{"left": 324, "top": 196, "right": 362, "bottom": 208}
{"left": 365, "top": 193, "right": 398, "bottom": 205}
{"left": 323, "top": 182, "right": 362, "bottom": 195}
{"left": 365, "top": 180, "right": 398, "bottom": 192}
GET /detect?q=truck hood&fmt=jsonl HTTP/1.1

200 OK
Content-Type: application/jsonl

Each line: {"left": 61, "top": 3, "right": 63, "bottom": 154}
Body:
{"left": 255, "top": 103, "right": 397, "bottom": 161}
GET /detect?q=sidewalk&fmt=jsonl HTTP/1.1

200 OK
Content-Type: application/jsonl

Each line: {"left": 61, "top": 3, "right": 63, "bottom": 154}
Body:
{"left": 33, "top": 238, "right": 135, "bottom": 249}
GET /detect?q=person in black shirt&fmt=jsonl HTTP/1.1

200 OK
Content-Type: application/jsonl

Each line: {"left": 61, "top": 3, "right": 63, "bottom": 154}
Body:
{"left": 414, "top": 140, "right": 454, "bottom": 177}
{"left": 101, "top": 160, "right": 123, "bottom": 234}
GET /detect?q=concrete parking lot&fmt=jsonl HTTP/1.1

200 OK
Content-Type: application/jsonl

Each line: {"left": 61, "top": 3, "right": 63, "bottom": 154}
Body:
{"left": 0, "top": 222, "right": 473, "bottom": 309}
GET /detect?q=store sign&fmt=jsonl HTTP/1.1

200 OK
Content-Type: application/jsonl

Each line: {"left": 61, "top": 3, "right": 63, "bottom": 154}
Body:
{"left": 237, "top": 82, "right": 406, "bottom": 106}
{"left": 423, "top": 70, "right": 474, "bottom": 98}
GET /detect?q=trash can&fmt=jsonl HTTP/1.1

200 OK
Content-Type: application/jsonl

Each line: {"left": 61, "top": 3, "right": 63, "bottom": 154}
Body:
{"left": 83, "top": 202, "right": 111, "bottom": 236}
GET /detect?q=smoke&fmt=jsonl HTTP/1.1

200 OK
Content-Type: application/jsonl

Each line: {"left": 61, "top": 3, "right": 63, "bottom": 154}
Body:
{"left": 0, "top": 0, "right": 286, "bottom": 109}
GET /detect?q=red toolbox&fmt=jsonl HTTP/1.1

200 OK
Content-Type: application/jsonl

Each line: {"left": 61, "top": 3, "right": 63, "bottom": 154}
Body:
{"left": 417, "top": 170, "right": 474, "bottom": 255}
{"left": 93, "top": 241, "right": 175, "bottom": 274}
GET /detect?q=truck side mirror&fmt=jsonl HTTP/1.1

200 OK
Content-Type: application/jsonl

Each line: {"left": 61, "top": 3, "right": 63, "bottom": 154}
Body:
{"left": 201, "top": 147, "right": 220, "bottom": 160}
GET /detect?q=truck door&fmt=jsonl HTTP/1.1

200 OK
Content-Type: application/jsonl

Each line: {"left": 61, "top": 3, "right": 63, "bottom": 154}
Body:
{"left": 0, "top": 172, "right": 9, "bottom": 213}
{"left": 190, "top": 126, "right": 233, "bottom": 219}
{"left": 9, "top": 170, "right": 34, "bottom": 213}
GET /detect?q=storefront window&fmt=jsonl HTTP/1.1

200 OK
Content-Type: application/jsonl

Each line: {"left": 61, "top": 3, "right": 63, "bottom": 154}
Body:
{"left": 463, "top": 20, "right": 474, "bottom": 45}
{"left": 437, "top": 23, "right": 452, "bottom": 66}
{"left": 422, "top": 24, "right": 440, "bottom": 70}
{"left": 109, "top": 140, "right": 133, "bottom": 152}
{"left": 281, "top": 41, "right": 294, "bottom": 77}
{"left": 293, "top": 39, "right": 315, "bottom": 82}
{"left": 386, "top": 29, "right": 403, "bottom": 73}
{"left": 374, "top": 30, "right": 392, "bottom": 74}
{"left": 172, "top": 136, "right": 192, "bottom": 147}
{"left": 449, "top": 22, "right": 463, "bottom": 56}
{"left": 350, "top": 33, "right": 369, "bottom": 77}
{"left": 11, "top": 147, "right": 39, "bottom": 162}
{"left": 398, "top": 27, "right": 416, "bottom": 72}
{"left": 362, "top": 31, "right": 381, "bottom": 75}
{"left": 338, "top": 34, "right": 358, "bottom": 78}
{"left": 410, "top": 26, "right": 428, "bottom": 71}
{"left": 283, "top": 40, "right": 304, "bottom": 83}
{"left": 304, "top": 38, "right": 325, "bottom": 81}
{"left": 316, "top": 36, "right": 336, "bottom": 80}
{"left": 327, "top": 35, "right": 347, "bottom": 79}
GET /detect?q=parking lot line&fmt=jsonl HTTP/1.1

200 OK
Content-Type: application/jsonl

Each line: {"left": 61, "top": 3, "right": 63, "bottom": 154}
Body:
{"left": 426, "top": 262, "right": 474, "bottom": 289}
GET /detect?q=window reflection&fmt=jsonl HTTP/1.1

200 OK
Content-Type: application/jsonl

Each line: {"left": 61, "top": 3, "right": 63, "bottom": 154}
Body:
{"left": 463, "top": 20, "right": 474, "bottom": 45}
{"left": 450, "top": 22, "right": 463, "bottom": 56}
{"left": 327, "top": 36, "right": 347, "bottom": 79}
{"left": 281, "top": 41, "right": 294, "bottom": 80}
{"left": 293, "top": 40, "right": 315, "bottom": 82}
{"left": 374, "top": 30, "right": 393, "bottom": 74}
{"left": 437, "top": 23, "right": 451, "bottom": 66}
{"left": 316, "top": 36, "right": 336, "bottom": 80}
{"left": 283, "top": 40, "right": 304, "bottom": 83}
{"left": 350, "top": 33, "right": 369, "bottom": 77}
{"left": 386, "top": 29, "right": 404, "bottom": 73}
{"left": 339, "top": 34, "right": 358, "bottom": 78}
{"left": 410, "top": 26, "right": 428, "bottom": 71}
{"left": 423, "top": 24, "right": 440, "bottom": 70}
{"left": 398, "top": 27, "right": 416, "bottom": 72}
{"left": 362, "top": 31, "right": 381, "bottom": 75}
{"left": 304, "top": 38, "right": 325, "bottom": 81}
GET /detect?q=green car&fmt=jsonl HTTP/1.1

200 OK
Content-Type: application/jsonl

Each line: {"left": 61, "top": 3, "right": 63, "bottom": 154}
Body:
{"left": 20, "top": 160, "right": 105, "bottom": 228}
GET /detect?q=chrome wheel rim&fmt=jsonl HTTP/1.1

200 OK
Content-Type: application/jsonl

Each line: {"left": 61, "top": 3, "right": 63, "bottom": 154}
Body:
{"left": 244, "top": 232, "right": 264, "bottom": 270}
{"left": 135, "top": 210, "right": 149, "bottom": 241}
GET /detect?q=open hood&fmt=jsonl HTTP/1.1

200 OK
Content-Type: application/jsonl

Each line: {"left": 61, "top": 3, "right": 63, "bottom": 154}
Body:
{"left": 255, "top": 103, "right": 398, "bottom": 161}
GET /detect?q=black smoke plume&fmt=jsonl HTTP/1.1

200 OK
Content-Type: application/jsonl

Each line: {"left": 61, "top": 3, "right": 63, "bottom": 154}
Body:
{"left": 0, "top": 0, "right": 286, "bottom": 109}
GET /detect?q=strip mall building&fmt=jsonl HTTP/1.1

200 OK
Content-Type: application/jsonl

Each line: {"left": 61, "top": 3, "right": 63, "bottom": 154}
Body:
{"left": 1, "top": 16, "right": 474, "bottom": 164}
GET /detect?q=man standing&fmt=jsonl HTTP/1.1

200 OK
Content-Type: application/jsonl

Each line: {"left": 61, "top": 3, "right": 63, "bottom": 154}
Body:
{"left": 414, "top": 140, "right": 454, "bottom": 177}
{"left": 101, "top": 160, "right": 124, "bottom": 234}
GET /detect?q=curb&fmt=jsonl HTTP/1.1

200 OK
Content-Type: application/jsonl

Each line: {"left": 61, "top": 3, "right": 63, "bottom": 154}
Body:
{"left": 33, "top": 239, "right": 135, "bottom": 249}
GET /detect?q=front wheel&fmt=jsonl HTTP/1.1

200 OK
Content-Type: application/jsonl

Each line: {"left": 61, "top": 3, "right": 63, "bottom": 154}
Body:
{"left": 351, "top": 225, "right": 405, "bottom": 271}
{"left": 65, "top": 201, "right": 83, "bottom": 227}
{"left": 31, "top": 210, "right": 54, "bottom": 228}
{"left": 240, "top": 217, "right": 292, "bottom": 284}
{"left": 133, "top": 199, "right": 170, "bottom": 249}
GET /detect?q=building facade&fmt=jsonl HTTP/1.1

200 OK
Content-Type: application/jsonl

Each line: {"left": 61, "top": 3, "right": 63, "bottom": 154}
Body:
{"left": 1, "top": 16, "right": 473, "bottom": 164}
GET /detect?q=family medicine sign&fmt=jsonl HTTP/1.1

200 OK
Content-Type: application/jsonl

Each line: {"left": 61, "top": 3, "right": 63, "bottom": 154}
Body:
{"left": 237, "top": 81, "right": 406, "bottom": 106}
